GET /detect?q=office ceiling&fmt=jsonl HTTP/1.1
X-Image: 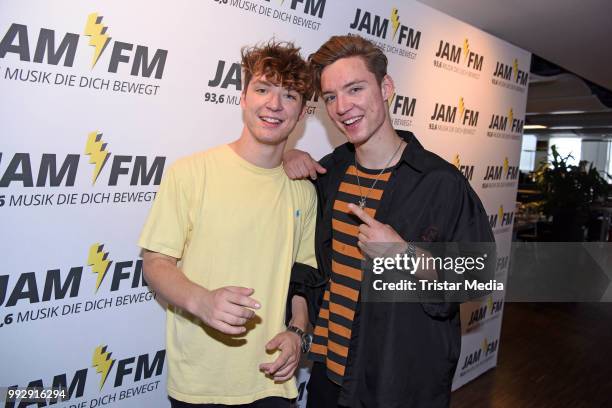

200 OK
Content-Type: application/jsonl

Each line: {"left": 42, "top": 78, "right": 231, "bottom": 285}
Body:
{"left": 417, "top": 0, "right": 612, "bottom": 137}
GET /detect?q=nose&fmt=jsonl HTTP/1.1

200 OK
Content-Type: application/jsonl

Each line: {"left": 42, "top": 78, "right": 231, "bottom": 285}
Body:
{"left": 335, "top": 94, "right": 352, "bottom": 116}
{"left": 266, "top": 91, "right": 283, "bottom": 112}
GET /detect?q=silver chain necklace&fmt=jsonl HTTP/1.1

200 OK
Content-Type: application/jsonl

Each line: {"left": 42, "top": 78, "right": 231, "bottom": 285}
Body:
{"left": 355, "top": 140, "right": 404, "bottom": 210}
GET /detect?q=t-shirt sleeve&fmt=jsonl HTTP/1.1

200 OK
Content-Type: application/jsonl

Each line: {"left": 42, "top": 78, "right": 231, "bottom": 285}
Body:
{"left": 286, "top": 183, "right": 322, "bottom": 325}
{"left": 295, "top": 184, "right": 318, "bottom": 269}
{"left": 138, "top": 161, "right": 195, "bottom": 259}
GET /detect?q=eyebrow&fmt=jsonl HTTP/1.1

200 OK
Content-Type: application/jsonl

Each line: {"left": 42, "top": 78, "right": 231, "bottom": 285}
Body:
{"left": 252, "top": 79, "right": 274, "bottom": 87}
{"left": 251, "top": 79, "right": 298, "bottom": 93}
{"left": 322, "top": 80, "right": 367, "bottom": 96}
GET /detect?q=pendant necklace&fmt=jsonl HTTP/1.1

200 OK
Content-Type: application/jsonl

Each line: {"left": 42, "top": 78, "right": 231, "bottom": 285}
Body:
{"left": 355, "top": 140, "right": 404, "bottom": 210}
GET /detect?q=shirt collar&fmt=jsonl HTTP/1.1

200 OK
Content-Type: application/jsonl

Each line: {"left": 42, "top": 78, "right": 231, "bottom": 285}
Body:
{"left": 331, "top": 129, "right": 426, "bottom": 172}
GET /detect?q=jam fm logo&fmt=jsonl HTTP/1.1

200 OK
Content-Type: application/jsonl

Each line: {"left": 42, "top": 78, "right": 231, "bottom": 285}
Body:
{"left": 387, "top": 92, "right": 416, "bottom": 127}
{"left": 482, "top": 157, "right": 519, "bottom": 188}
{"left": 433, "top": 37, "right": 484, "bottom": 78}
{"left": 434, "top": 38, "right": 484, "bottom": 70}
{"left": 489, "top": 205, "right": 515, "bottom": 233}
{"left": 491, "top": 58, "right": 529, "bottom": 92}
{"left": 486, "top": 108, "right": 525, "bottom": 141}
{"left": 460, "top": 336, "right": 499, "bottom": 372}
{"left": 466, "top": 295, "right": 504, "bottom": 328}
{"left": 488, "top": 108, "right": 524, "bottom": 134}
{"left": 4, "top": 345, "right": 165, "bottom": 407}
{"left": 0, "top": 132, "right": 166, "bottom": 206}
{"left": 428, "top": 97, "right": 480, "bottom": 134}
{"left": 216, "top": 0, "right": 326, "bottom": 31}
{"left": 496, "top": 254, "right": 509, "bottom": 275}
{"left": 0, "top": 13, "right": 168, "bottom": 79}
{"left": 349, "top": 6, "right": 421, "bottom": 59}
{"left": 452, "top": 154, "right": 475, "bottom": 181}
{"left": 0, "top": 243, "right": 146, "bottom": 310}
{"left": 263, "top": 0, "right": 327, "bottom": 18}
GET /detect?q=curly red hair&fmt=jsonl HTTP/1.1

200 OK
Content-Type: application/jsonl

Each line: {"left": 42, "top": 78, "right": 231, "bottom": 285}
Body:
{"left": 241, "top": 40, "right": 313, "bottom": 106}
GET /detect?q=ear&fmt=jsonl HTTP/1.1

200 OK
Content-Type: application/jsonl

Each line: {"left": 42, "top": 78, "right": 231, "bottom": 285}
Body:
{"left": 240, "top": 90, "right": 246, "bottom": 109}
{"left": 298, "top": 104, "right": 307, "bottom": 121}
{"left": 381, "top": 74, "right": 395, "bottom": 101}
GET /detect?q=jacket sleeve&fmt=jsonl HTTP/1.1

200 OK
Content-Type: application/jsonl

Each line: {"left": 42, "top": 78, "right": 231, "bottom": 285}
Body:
{"left": 421, "top": 173, "right": 494, "bottom": 318}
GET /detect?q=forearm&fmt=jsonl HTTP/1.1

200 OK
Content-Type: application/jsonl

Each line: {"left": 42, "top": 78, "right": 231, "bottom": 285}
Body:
{"left": 142, "top": 251, "right": 207, "bottom": 315}
{"left": 288, "top": 295, "right": 309, "bottom": 331}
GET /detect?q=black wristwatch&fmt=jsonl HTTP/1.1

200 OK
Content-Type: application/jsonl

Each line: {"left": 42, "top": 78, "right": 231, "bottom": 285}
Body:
{"left": 287, "top": 325, "right": 313, "bottom": 353}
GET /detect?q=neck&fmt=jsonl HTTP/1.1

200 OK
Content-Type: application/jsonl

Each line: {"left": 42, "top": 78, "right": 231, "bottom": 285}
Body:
{"left": 355, "top": 119, "right": 404, "bottom": 169}
{"left": 229, "top": 128, "right": 286, "bottom": 169}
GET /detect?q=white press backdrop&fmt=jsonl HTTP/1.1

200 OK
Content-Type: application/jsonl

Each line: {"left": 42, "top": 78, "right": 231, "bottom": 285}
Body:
{"left": 0, "top": 0, "right": 529, "bottom": 406}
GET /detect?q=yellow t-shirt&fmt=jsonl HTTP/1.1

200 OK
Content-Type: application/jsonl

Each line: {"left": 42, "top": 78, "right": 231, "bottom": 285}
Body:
{"left": 138, "top": 144, "right": 317, "bottom": 404}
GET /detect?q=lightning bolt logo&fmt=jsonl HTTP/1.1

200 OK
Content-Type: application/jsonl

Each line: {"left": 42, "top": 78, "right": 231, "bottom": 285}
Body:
{"left": 498, "top": 205, "right": 504, "bottom": 225}
{"left": 481, "top": 337, "right": 489, "bottom": 353}
{"left": 463, "top": 38, "right": 470, "bottom": 59}
{"left": 387, "top": 91, "right": 396, "bottom": 109}
{"left": 459, "top": 97, "right": 465, "bottom": 121}
{"left": 487, "top": 296, "right": 494, "bottom": 314}
{"left": 85, "top": 131, "right": 110, "bottom": 184}
{"left": 88, "top": 243, "right": 112, "bottom": 292}
{"left": 92, "top": 345, "right": 115, "bottom": 390}
{"left": 503, "top": 157, "right": 509, "bottom": 176}
{"left": 390, "top": 8, "right": 401, "bottom": 40}
{"left": 509, "top": 108, "right": 514, "bottom": 126}
{"left": 513, "top": 58, "right": 519, "bottom": 82}
{"left": 453, "top": 154, "right": 460, "bottom": 169}
{"left": 84, "top": 13, "right": 111, "bottom": 68}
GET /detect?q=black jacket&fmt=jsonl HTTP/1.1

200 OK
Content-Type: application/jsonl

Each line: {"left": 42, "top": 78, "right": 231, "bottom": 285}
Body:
{"left": 302, "top": 130, "right": 494, "bottom": 408}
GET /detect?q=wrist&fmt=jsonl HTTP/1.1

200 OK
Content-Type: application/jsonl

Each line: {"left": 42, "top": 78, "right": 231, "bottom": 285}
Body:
{"left": 186, "top": 286, "right": 209, "bottom": 316}
{"left": 286, "top": 325, "right": 313, "bottom": 353}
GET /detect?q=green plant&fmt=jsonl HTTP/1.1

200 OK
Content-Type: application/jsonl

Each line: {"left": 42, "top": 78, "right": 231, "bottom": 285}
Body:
{"left": 534, "top": 145, "right": 609, "bottom": 216}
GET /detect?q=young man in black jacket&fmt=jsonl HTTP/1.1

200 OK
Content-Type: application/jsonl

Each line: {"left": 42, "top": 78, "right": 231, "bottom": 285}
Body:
{"left": 284, "top": 35, "right": 493, "bottom": 408}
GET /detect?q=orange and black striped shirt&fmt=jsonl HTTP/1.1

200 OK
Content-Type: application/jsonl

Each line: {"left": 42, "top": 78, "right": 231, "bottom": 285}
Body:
{"left": 310, "top": 164, "right": 392, "bottom": 385}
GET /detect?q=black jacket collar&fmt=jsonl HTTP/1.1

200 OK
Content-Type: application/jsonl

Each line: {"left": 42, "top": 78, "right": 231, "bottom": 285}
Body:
{"left": 328, "top": 130, "right": 426, "bottom": 173}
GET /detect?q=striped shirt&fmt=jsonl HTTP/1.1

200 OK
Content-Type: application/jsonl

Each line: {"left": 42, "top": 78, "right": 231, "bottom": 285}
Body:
{"left": 310, "top": 164, "right": 392, "bottom": 385}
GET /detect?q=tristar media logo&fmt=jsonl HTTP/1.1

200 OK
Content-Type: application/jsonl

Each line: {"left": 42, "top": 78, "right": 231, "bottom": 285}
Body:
{"left": 433, "top": 37, "right": 484, "bottom": 79}
{"left": 466, "top": 295, "right": 504, "bottom": 330}
{"left": 0, "top": 13, "right": 167, "bottom": 96}
{"left": 428, "top": 97, "right": 480, "bottom": 135}
{"left": 486, "top": 108, "right": 525, "bottom": 141}
{"left": 482, "top": 157, "right": 519, "bottom": 189}
{"left": 5, "top": 345, "right": 165, "bottom": 407}
{"left": 491, "top": 57, "right": 529, "bottom": 92}
{"left": 216, "top": 0, "right": 326, "bottom": 31}
{"left": 0, "top": 243, "right": 154, "bottom": 330}
{"left": 459, "top": 336, "right": 499, "bottom": 374}
{"left": 0, "top": 132, "right": 165, "bottom": 208}
{"left": 488, "top": 205, "right": 515, "bottom": 234}
{"left": 452, "top": 154, "right": 475, "bottom": 181}
{"left": 387, "top": 92, "right": 416, "bottom": 128}
{"left": 349, "top": 6, "right": 421, "bottom": 60}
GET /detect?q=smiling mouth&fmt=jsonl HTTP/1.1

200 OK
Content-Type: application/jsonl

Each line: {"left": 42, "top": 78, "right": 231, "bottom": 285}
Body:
{"left": 342, "top": 116, "right": 363, "bottom": 127}
{"left": 260, "top": 116, "right": 284, "bottom": 125}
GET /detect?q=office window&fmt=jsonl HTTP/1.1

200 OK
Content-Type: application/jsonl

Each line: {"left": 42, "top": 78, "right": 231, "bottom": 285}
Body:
{"left": 549, "top": 137, "right": 581, "bottom": 166}
{"left": 519, "top": 134, "right": 537, "bottom": 171}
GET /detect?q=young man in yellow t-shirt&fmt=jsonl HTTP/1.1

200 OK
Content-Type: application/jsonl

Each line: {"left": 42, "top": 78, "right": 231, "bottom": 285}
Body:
{"left": 139, "top": 41, "right": 318, "bottom": 407}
